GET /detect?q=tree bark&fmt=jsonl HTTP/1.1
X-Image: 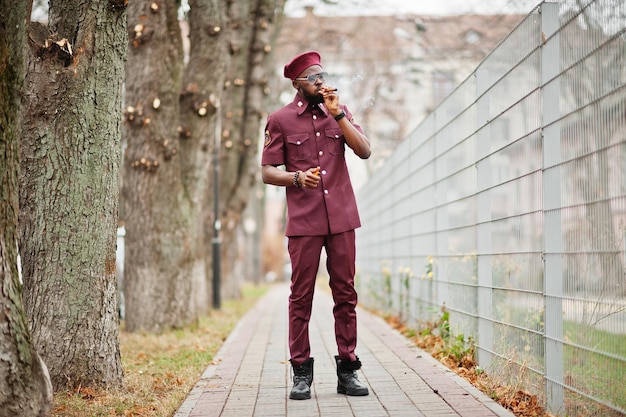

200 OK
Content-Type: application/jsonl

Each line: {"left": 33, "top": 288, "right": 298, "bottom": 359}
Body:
{"left": 0, "top": 3, "right": 53, "bottom": 415}
{"left": 120, "top": 0, "right": 285, "bottom": 320}
{"left": 217, "top": 0, "right": 284, "bottom": 298}
{"left": 19, "top": 0, "right": 126, "bottom": 390}
{"left": 122, "top": 0, "right": 197, "bottom": 331}
{"left": 179, "top": 0, "right": 229, "bottom": 314}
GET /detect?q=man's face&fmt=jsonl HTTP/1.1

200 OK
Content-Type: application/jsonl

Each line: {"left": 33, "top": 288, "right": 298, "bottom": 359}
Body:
{"left": 293, "top": 65, "right": 325, "bottom": 104}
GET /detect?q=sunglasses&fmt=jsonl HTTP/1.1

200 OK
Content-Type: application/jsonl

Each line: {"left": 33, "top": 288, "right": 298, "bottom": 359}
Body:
{"left": 294, "top": 72, "right": 328, "bottom": 84}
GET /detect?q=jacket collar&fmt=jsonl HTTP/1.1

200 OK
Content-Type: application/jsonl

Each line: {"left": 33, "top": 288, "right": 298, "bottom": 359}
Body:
{"left": 292, "top": 94, "right": 329, "bottom": 117}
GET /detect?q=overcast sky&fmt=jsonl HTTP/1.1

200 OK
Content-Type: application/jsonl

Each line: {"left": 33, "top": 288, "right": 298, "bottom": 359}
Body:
{"left": 285, "top": 0, "right": 542, "bottom": 16}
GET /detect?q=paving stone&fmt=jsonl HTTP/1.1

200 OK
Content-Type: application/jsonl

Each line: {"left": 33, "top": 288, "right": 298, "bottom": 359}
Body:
{"left": 174, "top": 283, "right": 516, "bottom": 417}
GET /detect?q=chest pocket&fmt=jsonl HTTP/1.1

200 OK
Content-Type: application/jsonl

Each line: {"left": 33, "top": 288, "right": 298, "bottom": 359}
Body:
{"left": 324, "top": 128, "right": 345, "bottom": 156}
{"left": 286, "top": 133, "right": 313, "bottom": 161}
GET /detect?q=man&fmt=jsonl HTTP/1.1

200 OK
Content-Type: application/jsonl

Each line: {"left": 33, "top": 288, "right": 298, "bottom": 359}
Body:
{"left": 261, "top": 51, "right": 371, "bottom": 400}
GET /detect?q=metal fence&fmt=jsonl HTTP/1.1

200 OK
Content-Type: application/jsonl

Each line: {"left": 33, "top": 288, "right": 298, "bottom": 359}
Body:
{"left": 354, "top": 1, "right": 626, "bottom": 415}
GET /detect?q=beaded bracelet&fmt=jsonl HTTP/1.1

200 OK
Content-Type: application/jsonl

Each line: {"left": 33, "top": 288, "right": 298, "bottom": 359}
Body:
{"left": 293, "top": 170, "right": 302, "bottom": 188}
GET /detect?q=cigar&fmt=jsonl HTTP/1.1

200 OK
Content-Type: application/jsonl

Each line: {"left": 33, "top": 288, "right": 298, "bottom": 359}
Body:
{"left": 319, "top": 88, "right": 337, "bottom": 98}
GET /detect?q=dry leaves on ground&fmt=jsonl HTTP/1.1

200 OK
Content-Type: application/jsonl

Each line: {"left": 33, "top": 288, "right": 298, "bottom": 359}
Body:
{"left": 384, "top": 315, "right": 557, "bottom": 417}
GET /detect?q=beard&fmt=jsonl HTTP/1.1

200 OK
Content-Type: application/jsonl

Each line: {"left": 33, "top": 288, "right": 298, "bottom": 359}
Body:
{"left": 300, "top": 88, "right": 324, "bottom": 104}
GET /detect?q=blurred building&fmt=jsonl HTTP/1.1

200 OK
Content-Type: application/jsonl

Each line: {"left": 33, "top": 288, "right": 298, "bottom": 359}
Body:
{"left": 268, "top": 7, "right": 525, "bottom": 174}
{"left": 260, "top": 8, "right": 525, "bottom": 278}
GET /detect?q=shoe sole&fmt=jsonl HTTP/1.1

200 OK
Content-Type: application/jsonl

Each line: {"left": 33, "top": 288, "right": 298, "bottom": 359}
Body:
{"left": 337, "top": 385, "right": 369, "bottom": 396}
{"left": 289, "top": 393, "right": 311, "bottom": 400}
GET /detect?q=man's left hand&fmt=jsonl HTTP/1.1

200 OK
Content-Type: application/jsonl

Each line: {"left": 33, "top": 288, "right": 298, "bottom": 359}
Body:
{"left": 320, "top": 86, "right": 340, "bottom": 117}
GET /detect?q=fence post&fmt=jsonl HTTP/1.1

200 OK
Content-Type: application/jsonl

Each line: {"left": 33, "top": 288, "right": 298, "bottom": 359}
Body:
{"left": 540, "top": 1, "right": 564, "bottom": 413}
{"left": 475, "top": 67, "right": 494, "bottom": 367}
{"left": 434, "top": 110, "right": 448, "bottom": 308}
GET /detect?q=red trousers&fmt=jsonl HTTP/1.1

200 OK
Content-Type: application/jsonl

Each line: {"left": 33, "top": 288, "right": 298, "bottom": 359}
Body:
{"left": 287, "top": 231, "right": 358, "bottom": 367}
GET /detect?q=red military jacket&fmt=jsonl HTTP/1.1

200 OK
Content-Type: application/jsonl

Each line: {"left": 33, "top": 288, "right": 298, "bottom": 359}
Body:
{"left": 262, "top": 94, "right": 362, "bottom": 237}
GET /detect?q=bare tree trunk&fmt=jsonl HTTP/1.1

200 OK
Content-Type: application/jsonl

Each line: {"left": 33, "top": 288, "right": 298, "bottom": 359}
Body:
{"left": 122, "top": 0, "right": 197, "bottom": 331}
{"left": 564, "top": 8, "right": 625, "bottom": 297}
{"left": 121, "top": 0, "right": 285, "bottom": 316}
{"left": 217, "top": 0, "right": 285, "bottom": 299}
{"left": 179, "top": 0, "right": 229, "bottom": 314}
{"left": 0, "top": 2, "right": 53, "bottom": 414}
{"left": 19, "top": 0, "right": 126, "bottom": 390}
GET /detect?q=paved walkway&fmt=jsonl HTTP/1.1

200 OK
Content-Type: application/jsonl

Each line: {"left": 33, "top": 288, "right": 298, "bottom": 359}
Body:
{"left": 174, "top": 283, "right": 515, "bottom": 417}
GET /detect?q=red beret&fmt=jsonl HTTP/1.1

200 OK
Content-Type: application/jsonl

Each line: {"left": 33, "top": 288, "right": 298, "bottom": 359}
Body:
{"left": 283, "top": 51, "right": 322, "bottom": 80}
